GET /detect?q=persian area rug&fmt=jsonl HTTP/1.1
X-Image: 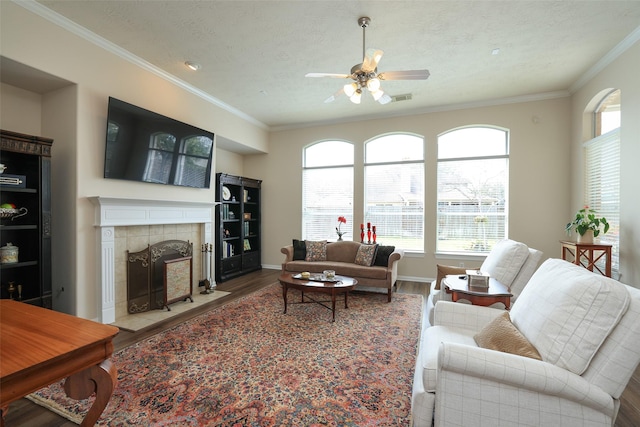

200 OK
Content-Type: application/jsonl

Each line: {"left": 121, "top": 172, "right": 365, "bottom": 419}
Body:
{"left": 28, "top": 284, "right": 423, "bottom": 426}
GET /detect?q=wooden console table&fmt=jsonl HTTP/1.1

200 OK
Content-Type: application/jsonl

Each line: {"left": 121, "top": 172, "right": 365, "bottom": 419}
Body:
{"left": 0, "top": 300, "right": 119, "bottom": 426}
{"left": 560, "top": 240, "right": 612, "bottom": 277}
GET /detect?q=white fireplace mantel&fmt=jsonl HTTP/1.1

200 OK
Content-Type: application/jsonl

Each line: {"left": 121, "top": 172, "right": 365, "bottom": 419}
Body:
{"left": 89, "top": 196, "right": 217, "bottom": 323}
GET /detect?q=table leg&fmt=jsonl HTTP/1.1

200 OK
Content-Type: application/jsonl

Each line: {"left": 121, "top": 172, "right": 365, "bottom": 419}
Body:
{"left": 63, "top": 359, "right": 117, "bottom": 427}
{"left": 281, "top": 282, "right": 288, "bottom": 314}
{"left": 331, "top": 290, "right": 337, "bottom": 322}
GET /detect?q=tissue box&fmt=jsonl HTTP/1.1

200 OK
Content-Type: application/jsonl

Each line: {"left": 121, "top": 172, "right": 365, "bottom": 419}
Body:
{"left": 467, "top": 270, "right": 490, "bottom": 288}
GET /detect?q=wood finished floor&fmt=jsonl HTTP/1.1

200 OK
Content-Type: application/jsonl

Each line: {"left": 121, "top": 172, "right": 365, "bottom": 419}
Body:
{"left": 4, "top": 269, "right": 640, "bottom": 426}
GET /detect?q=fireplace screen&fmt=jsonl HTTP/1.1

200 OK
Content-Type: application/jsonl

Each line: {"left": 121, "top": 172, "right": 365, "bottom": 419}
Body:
{"left": 127, "top": 240, "right": 193, "bottom": 313}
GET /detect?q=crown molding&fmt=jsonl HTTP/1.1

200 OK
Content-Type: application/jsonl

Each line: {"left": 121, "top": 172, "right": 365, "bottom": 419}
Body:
{"left": 13, "top": 0, "right": 268, "bottom": 130}
{"left": 570, "top": 24, "right": 640, "bottom": 93}
{"left": 270, "top": 90, "right": 570, "bottom": 132}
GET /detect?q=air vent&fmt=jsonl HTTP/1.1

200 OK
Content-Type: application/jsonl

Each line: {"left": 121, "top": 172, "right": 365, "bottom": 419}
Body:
{"left": 390, "top": 93, "right": 413, "bottom": 103}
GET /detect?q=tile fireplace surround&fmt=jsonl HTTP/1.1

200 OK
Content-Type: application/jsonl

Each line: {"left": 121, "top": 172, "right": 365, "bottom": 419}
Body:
{"left": 89, "top": 197, "right": 216, "bottom": 324}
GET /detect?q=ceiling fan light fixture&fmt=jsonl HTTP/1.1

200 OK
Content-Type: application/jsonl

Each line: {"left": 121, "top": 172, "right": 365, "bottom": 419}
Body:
{"left": 344, "top": 82, "right": 357, "bottom": 97}
{"left": 350, "top": 90, "right": 362, "bottom": 104}
{"left": 367, "top": 77, "right": 381, "bottom": 92}
{"left": 306, "top": 16, "right": 429, "bottom": 106}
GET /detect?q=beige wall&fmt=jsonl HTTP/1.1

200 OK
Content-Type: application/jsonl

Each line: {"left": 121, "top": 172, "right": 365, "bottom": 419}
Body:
{"left": 0, "top": 83, "right": 42, "bottom": 135}
{"left": 570, "top": 40, "right": 640, "bottom": 285}
{"left": 249, "top": 97, "right": 572, "bottom": 279}
{"left": 215, "top": 148, "right": 245, "bottom": 177}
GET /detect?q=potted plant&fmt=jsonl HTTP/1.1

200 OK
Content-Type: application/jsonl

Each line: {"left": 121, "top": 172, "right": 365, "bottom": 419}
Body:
{"left": 565, "top": 206, "right": 609, "bottom": 244}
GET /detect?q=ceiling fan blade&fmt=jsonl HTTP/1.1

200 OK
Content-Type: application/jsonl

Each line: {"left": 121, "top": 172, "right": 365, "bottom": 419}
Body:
{"left": 362, "top": 48, "right": 384, "bottom": 72}
{"left": 324, "top": 88, "right": 345, "bottom": 103}
{"left": 378, "top": 70, "right": 430, "bottom": 80}
{"left": 306, "top": 72, "right": 351, "bottom": 78}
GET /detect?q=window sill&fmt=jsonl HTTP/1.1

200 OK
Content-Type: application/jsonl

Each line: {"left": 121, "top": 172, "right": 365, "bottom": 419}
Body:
{"left": 435, "top": 252, "right": 486, "bottom": 262}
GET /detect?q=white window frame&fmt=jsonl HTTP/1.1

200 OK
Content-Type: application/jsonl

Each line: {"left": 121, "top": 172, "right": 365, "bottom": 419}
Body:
{"left": 364, "top": 134, "right": 425, "bottom": 252}
{"left": 436, "top": 126, "right": 509, "bottom": 255}
{"left": 302, "top": 141, "right": 354, "bottom": 241}
{"left": 584, "top": 89, "right": 620, "bottom": 277}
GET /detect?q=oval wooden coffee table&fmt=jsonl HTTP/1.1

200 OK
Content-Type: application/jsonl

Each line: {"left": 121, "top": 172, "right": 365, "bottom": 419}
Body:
{"left": 278, "top": 273, "right": 357, "bottom": 322}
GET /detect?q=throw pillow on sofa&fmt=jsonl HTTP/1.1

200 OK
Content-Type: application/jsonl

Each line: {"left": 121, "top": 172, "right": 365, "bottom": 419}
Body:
{"left": 434, "top": 264, "right": 467, "bottom": 290}
{"left": 373, "top": 245, "right": 395, "bottom": 266}
{"left": 292, "top": 239, "right": 306, "bottom": 260}
{"left": 475, "top": 311, "right": 542, "bottom": 360}
{"left": 355, "top": 244, "right": 378, "bottom": 266}
{"left": 305, "top": 240, "right": 327, "bottom": 261}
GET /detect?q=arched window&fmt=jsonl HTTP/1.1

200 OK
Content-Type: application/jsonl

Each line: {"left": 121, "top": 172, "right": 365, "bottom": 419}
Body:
{"left": 302, "top": 141, "right": 354, "bottom": 240}
{"left": 365, "top": 134, "right": 424, "bottom": 251}
{"left": 585, "top": 89, "right": 620, "bottom": 277}
{"left": 437, "top": 126, "right": 509, "bottom": 254}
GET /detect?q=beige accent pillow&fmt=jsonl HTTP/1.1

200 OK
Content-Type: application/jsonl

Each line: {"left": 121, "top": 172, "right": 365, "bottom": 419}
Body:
{"left": 435, "top": 264, "right": 467, "bottom": 290}
{"left": 475, "top": 312, "right": 542, "bottom": 360}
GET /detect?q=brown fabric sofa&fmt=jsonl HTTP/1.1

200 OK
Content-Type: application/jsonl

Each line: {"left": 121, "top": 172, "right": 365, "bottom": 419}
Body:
{"left": 280, "top": 240, "right": 404, "bottom": 302}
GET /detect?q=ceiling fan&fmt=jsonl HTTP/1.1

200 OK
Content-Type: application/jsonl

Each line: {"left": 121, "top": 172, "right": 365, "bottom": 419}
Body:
{"left": 306, "top": 16, "right": 430, "bottom": 105}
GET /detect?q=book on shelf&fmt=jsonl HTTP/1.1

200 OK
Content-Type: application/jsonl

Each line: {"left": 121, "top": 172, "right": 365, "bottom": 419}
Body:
{"left": 222, "top": 242, "right": 235, "bottom": 259}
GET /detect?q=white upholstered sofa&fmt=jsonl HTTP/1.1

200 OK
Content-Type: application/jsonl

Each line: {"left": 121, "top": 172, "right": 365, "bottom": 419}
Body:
{"left": 425, "top": 239, "right": 543, "bottom": 326}
{"left": 412, "top": 258, "right": 640, "bottom": 426}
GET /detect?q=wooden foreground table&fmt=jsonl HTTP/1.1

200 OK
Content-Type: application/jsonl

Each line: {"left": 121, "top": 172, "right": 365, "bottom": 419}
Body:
{"left": 0, "top": 300, "right": 119, "bottom": 426}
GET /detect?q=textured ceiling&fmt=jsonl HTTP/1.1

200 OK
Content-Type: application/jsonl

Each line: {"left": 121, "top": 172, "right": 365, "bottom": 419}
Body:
{"left": 27, "top": 1, "right": 640, "bottom": 129}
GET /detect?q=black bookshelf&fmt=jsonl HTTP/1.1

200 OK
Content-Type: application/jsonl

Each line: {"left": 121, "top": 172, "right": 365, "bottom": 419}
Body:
{"left": 215, "top": 173, "right": 261, "bottom": 282}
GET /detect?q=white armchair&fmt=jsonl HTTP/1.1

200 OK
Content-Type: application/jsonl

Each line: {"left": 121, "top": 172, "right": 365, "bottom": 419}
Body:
{"left": 412, "top": 259, "right": 640, "bottom": 426}
{"left": 425, "top": 239, "right": 543, "bottom": 325}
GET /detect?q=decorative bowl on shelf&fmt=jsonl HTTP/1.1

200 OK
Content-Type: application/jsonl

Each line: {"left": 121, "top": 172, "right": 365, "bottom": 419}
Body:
{"left": 0, "top": 207, "right": 28, "bottom": 220}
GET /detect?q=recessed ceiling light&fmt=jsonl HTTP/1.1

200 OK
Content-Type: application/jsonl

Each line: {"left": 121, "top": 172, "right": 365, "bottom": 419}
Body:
{"left": 491, "top": 48, "right": 501, "bottom": 55}
{"left": 185, "top": 61, "right": 201, "bottom": 71}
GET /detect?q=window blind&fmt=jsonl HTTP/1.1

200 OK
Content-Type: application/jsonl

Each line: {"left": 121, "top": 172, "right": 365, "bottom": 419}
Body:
{"left": 364, "top": 135, "right": 424, "bottom": 251}
{"left": 436, "top": 127, "right": 509, "bottom": 254}
{"left": 302, "top": 167, "right": 354, "bottom": 241}
{"left": 584, "top": 129, "right": 620, "bottom": 276}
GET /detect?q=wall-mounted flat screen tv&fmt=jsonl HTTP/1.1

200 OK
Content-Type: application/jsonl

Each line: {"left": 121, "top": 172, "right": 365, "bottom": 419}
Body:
{"left": 104, "top": 97, "right": 214, "bottom": 189}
